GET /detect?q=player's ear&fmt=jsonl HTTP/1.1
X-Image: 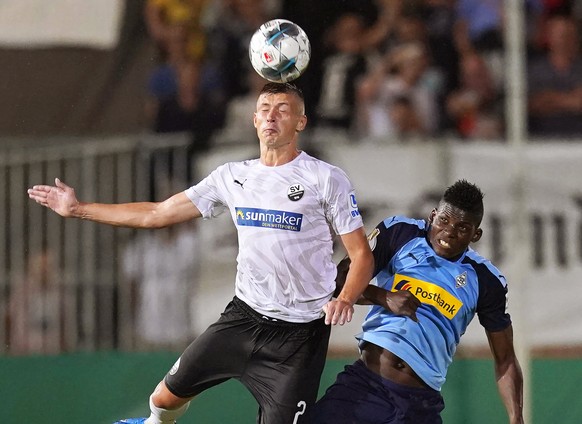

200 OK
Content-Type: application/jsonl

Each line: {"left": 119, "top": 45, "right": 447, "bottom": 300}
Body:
{"left": 296, "top": 115, "right": 307, "bottom": 132}
{"left": 471, "top": 228, "right": 483, "bottom": 243}
{"left": 428, "top": 209, "right": 437, "bottom": 223}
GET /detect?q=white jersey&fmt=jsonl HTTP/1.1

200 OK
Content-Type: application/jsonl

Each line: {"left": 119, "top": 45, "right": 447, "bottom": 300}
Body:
{"left": 185, "top": 151, "right": 364, "bottom": 322}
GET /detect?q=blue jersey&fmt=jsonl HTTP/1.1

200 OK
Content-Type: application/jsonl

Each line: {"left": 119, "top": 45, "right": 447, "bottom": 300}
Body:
{"left": 357, "top": 216, "right": 511, "bottom": 391}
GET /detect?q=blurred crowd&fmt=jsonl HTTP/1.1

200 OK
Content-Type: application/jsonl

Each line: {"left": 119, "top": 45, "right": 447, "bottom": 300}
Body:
{"left": 141, "top": 0, "right": 582, "bottom": 153}
{"left": 6, "top": 0, "right": 582, "bottom": 356}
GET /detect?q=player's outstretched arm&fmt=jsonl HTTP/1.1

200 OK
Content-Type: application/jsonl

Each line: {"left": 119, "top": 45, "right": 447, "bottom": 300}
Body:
{"left": 27, "top": 178, "right": 202, "bottom": 228}
{"left": 334, "top": 257, "right": 420, "bottom": 322}
{"left": 324, "top": 228, "right": 374, "bottom": 326}
{"left": 486, "top": 326, "right": 524, "bottom": 424}
{"left": 28, "top": 178, "right": 80, "bottom": 218}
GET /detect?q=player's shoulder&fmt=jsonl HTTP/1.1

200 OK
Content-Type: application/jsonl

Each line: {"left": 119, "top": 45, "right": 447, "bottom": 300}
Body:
{"left": 298, "top": 151, "right": 337, "bottom": 169}
{"left": 464, "top": 249, "right": 506, "bottom": 287}
{"left": 382, "top": 215, "right": 427, "bottom": 231}
{"left": 296, "top": 151, "right": 352, "bottom": 182}
{"left": 213, "top": 158, "right": 260, "bottom": 173}
{"left": 368, "top": 215, "right": 426, "bottom": 256}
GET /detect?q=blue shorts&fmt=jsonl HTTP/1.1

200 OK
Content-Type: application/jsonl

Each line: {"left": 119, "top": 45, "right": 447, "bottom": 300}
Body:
{"left": 312, "top": 359, "right": 444, "bottom": 424}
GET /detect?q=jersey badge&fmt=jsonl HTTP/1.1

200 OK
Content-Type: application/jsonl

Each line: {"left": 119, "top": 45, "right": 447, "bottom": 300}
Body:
{"left": 455, "top": 271, "right": 467, "bottom": 288}
{"left": 287, "top": 183, "right": 304, "bottom": 201}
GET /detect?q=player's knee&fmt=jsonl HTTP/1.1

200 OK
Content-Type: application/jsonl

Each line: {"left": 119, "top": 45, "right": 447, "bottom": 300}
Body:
{"left": 150, "top": 381, "right": 191, "bottom": 410}
{"left": 149, "top": 392, "right": 191, "bottom": 423}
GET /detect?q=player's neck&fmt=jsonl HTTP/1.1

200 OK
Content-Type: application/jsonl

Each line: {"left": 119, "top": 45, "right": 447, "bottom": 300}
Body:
{"left": 260, "top": 146, "right": 301, "bottom": 167}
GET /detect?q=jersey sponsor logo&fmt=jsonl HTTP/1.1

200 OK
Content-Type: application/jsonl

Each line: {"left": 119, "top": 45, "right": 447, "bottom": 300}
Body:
{"left": 287, "top": 183, "right": 304, "bottom": 201}
{"left": 393, "top": 274, "right": 463, "bottom": 319}
{"left": 236, "top": 207, "right": 303, "bottom": 231}
{"left": 349, "top": 192, "right": 361, "bottom": 218}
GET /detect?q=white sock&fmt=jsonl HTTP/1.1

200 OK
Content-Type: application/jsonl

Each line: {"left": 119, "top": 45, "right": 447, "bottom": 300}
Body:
{"left": 144, "top": 395, "right": 190, "bottom": 424}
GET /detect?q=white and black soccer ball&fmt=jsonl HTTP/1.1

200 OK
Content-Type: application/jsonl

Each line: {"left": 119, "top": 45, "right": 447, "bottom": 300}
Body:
{"left": 249, "top": 19, "right": 311, "bottom": 83}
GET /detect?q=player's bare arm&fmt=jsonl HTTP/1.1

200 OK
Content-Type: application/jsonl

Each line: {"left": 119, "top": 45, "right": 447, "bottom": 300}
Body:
{"left": 335, "top": 257, "right": 420, "bottom": 322}
{"left": 324, "top": 228, "right": 373, "bottom": 326}
{"left": 486, "top": 326, "right": 524, "bottom": 424}
{"left": 28, "top": 178, "right": 201, "bottom": 228}
{"left": 363, "top": 285, "right": 420, "bottom": 322}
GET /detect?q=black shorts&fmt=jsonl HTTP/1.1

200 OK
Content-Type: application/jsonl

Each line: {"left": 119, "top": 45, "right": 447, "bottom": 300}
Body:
{"left": 312, "top": 359, "right": 444, "bottom": 424}
{"left": 164, "top": 296, "right": 331, "bottom": 424}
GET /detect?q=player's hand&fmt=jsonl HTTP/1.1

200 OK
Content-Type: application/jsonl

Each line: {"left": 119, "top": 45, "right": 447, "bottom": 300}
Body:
{"left": 27, "top": 178, "right": 80, "bottom": 218}
{"left": 384, "top": 290, "right": 421, "bottom": 322}
{"left": 323, "top": 299, "right": 354, "bottom": 326}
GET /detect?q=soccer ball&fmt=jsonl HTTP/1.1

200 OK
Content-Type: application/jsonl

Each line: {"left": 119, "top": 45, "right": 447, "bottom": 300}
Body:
{"left": 248, "top": 19, "right": 311, "bottom": 83}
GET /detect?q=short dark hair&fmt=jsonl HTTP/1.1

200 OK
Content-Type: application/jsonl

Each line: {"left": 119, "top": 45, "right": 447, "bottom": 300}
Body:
{"left": 260, "top": 82, "right": 304, "bottom": 101}
{"left": 441, "top": 180, "right": 484, "bottom": 222}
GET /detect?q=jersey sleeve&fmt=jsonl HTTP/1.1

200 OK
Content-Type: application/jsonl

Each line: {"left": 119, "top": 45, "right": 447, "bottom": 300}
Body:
{"left": 474, "top": 263, "right": 512, "bottom": 332}
{"left": 184, "top": 165, "right": 228, "bottom": 219}
{"left": 323, "top": 166, "right": 363, "bottom": 235}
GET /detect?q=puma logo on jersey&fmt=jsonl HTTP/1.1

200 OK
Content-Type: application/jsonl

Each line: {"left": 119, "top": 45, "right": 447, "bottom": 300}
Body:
{"left": 234, "top": 179, "right": 246, "bottom": 189}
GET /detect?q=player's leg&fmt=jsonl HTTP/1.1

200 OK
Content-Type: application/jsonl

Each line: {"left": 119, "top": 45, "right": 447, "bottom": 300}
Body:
{"left": 144, "top": 381, "right": 192, "bottom": 424}
{"left": 115, "top": 298, "right": 255, "bottom": 424}
{"left": 163, "top": 297, "right": 256, "bottom": 397}
{"left": 312, "top": 359, "right": 391, "bottom": 424}
{"left": 241, "top": 314, "right": 331, "bottom": 424}
{"left": 312, "top": 359, "right": 444, "bottom": 424}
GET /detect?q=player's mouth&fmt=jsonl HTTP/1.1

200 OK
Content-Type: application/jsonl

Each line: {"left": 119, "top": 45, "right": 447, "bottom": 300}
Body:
{"left": 263, "top": 127, "right": 278, "bottom": 134}
{"left": 437, "top": 239, "right": 451, "bottom": 248}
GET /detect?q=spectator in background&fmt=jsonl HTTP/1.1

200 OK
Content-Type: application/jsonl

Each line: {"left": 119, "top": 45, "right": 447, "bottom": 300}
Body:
{"left": 528, "top": 14, "right": 582, "bottom": 138}
{"left": 281, "top": 0, "right": 389, "bottom": 120}
{"left": 387, "top": 95, "right": 426, "bottom": 140}
{"left": 356, "top": 42, "right": 442, "bottom": 140}
{"left": 8, "top": 248, "right": 65, "bottom": 355}
{"left": 421, "top": 0, "right": 461, "bottom": 98}
{"left": 446, "top": 52, "right": 503, "bottom": 140}
{"left": 145, "top": 23, "right": 202, "bottom": 135}
{"left": 453, "top": 0, "right": 505, "bottom": 90}
{"left": 121, "top": 174, "right": 199, "bottom": 352}
{"left": 528, "top": 0, "right": 581, "bottom": 57}
{"left": 203, "top": 0, "right": 274, "bottom": 103}
{"left": 380, "top": 4, "right": 428, "bottom": 54}
{"left": 211, "top": 69, "right": 266, "bottom": 145}
{"left": 144, "top": 0, "right": 209, "bottom": 64}
{"left": 453, "top": 0, "right": 503, "bottom": 55}
{"left": 312, "top": 1, "right": 405, "bottom": 132}
{"left": 122, "top": 221, "right": 199, "bottom": 351}
{"left": 144, "top": 0, "right": 216, "bottom": 161}
{"left": 314, "top": 13, "right": 370, "bottom": 132}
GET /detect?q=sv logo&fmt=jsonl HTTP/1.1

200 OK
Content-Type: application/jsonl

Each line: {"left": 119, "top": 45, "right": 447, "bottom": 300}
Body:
{"left": 287, "top": 183, "right": 305, "bottom": 201}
